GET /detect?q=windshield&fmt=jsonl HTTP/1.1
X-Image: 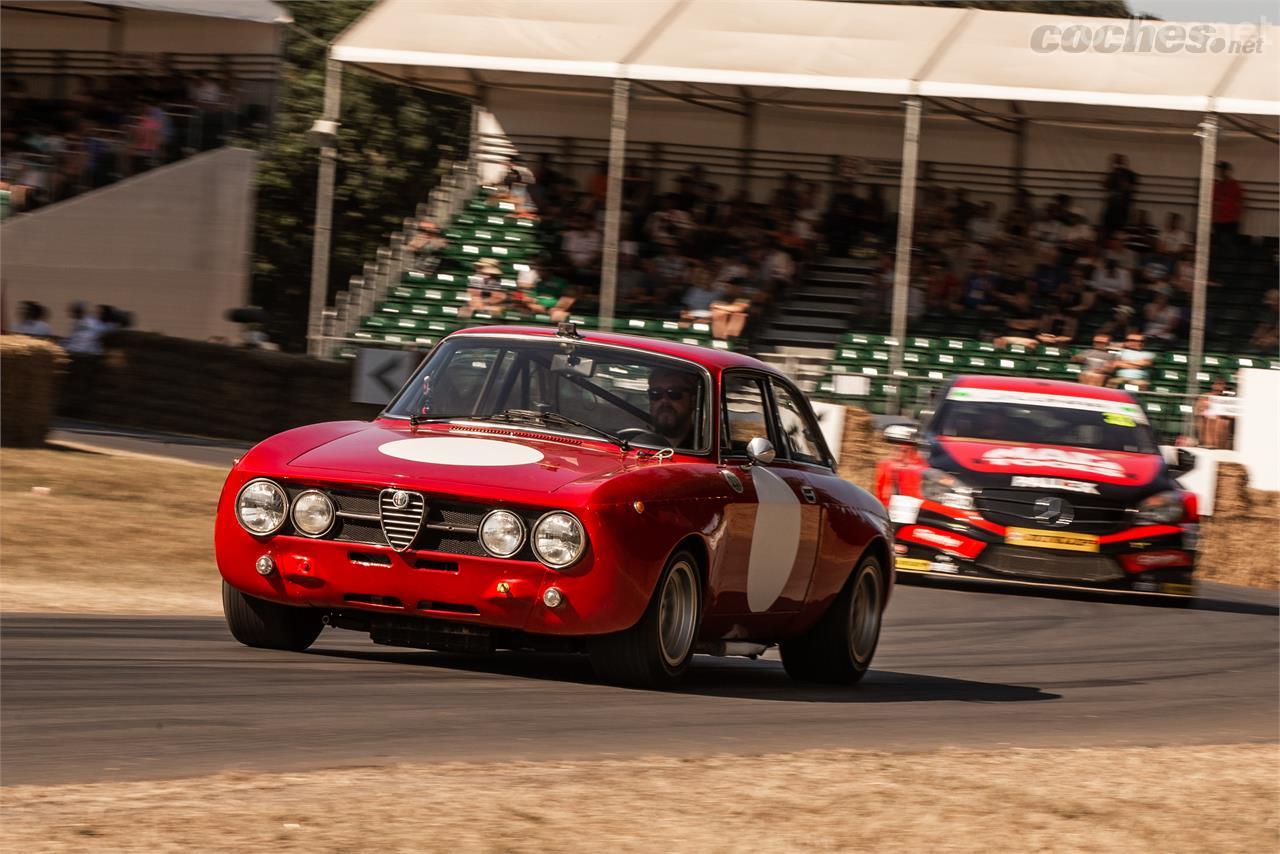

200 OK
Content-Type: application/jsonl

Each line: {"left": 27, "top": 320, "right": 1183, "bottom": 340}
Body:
{"left": 385, "top": 337, "right": 711, "bottom": 453}
{"left": 931, "top": 387, "right": 1158, "bottom": 454}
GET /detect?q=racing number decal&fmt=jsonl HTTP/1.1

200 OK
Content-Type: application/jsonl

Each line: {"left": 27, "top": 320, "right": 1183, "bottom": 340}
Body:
{"left": 746, "top": 467, "right": 802, "bottom": 612}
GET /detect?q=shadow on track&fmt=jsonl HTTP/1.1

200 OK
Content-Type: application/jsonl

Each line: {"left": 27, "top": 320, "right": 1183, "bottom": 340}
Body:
{"left": 897, "top": 575, "right": 1279, "bottom": 617}
{"left": 305, "top": 647, "right": 1060, "bottom": 703}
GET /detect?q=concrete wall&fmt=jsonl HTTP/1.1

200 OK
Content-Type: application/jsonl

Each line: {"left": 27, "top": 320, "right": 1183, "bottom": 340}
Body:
{"left": 1, "top": 148, "right": 258, "bottom": 343}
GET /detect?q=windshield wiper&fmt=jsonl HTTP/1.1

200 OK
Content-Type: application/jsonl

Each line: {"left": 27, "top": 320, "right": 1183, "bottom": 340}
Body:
{"left": 486, "top": 408, "right": 630, "bottom": 451}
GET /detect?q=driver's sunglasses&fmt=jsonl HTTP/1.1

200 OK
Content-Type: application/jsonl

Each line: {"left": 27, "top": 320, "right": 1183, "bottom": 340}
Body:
{"left": 648, "top": 387, "right": 691, "bottom": 402}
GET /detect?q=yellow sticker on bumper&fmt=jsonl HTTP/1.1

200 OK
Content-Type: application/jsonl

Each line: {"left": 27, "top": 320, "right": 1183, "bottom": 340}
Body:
{"left": 1160, "top": 583, "right": 1194, "bottom": 596}
{"left": 1005, "top": 527, "right": 1101, "bottom": 553}
{"left": 895, "top": 558, "right": 932, "bottom": 572}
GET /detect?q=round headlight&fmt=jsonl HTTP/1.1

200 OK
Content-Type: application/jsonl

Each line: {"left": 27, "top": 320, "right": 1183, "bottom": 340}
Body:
{"left": 480, "top": 509, "right": 525, "bottom": 558}
{"left": 532, "top": 512, "right": 586, "bottom": 568}
{"left": 236, "top": 479, "right": 288, "bottom": 535}
{"left": 292, "top": 490, "right": 336, "bottom": 537}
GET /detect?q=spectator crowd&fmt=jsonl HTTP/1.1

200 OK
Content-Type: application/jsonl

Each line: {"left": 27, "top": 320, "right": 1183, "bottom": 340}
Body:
{"left": 1, "top": 69, "right": 256, "bottom": 216}
{"left": 429, "top": 150, "right": 1265, "bottom": 361}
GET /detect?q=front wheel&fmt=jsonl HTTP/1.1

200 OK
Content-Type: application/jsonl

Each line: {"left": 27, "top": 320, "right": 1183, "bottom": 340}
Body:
{"left": 222, "top": 581, "right": 324, "bottom": 651}
{"left": 780, "top": 556, "right": 884, "bottom": 685}
{"left": 589, "top": 550, "right": 701, "bottom": 688}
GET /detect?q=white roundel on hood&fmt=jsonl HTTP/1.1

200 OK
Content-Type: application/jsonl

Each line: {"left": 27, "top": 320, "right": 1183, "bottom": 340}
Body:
{"left": 378, "top": 437, "right": 545, "bottom": 467}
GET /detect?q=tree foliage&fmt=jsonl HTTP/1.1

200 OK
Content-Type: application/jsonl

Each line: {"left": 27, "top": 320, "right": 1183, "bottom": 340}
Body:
{"left": 252, "top": 1, "right": 469, "bottom": 351}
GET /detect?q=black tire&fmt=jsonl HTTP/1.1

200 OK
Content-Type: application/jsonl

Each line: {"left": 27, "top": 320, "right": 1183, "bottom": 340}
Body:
{"left": 589, "top": 550, "right": 701, "bottom": 688}
{"left": 780, "top": 556, "right": 884, "bottom": 685}
{"left": 221, "top": 581, "right": 324, "bottom": 651}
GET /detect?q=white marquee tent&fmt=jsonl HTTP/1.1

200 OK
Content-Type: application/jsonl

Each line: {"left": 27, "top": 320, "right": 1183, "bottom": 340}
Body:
{"left": 312, "top": 0, "right": 1280, "bottom": 403}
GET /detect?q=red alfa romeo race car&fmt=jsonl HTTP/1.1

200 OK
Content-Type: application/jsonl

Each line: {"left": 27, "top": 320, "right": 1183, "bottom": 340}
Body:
{"left": 876, "top": 376, "right": 1198, "bottom": 600}
{"left": 215, "top": 325, "right": 894, "bottom": 686}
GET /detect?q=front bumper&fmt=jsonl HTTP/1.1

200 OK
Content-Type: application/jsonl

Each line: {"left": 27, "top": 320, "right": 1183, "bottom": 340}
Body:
{"left": 891, "top": 501, "right": 1197, "bottom": 598}
{"left": 215, "top": 520, "right": 647, "bottom": 636}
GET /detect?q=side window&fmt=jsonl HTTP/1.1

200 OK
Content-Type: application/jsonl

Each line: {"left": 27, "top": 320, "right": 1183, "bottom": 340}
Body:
{"left": 721, "top": 374, "right": 770, "bottom": 455}
{"left": 771, "top": 380, "right": 826, "bottom": 466}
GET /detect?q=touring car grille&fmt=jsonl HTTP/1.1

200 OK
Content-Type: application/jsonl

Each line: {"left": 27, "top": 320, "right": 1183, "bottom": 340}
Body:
{"left": 379, "top": 489, "right": 426, "bottom": 552}
{"left": 975, "top": 489, "right": 1133, "bottom": 535}
{"left": 978, "top": 545, "right": 1123, "bottom": 583}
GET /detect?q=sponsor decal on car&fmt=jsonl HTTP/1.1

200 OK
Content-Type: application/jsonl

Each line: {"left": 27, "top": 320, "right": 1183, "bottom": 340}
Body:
{"left": 895, "top": 557, "right": 931, "bottom": 572}
{"left": 1005, "top": 527, "right": 1101, "bottom": 553}
{"left": 981, "top": 446, "right": 1126, "bottom": 479}
{"left": 911, "top": 527, "right": 966, "bottom": 549}
{"left": 1009, "top": 475, "right": 1101, "bottom": 494}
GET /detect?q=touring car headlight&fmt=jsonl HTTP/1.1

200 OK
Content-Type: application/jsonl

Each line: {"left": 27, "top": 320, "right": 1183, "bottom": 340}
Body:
{"left": 1135, "top": 490, "right": 1183, "bottom": 525}
{"left": 291, "top": 490, "right": 335, "bottom": 536}
{"left": 532, "top": 512, "right": 586, "bottom": 568}
{"left": 920, "top": 468, "right": 976, "bottom": 510}
{"left": 236, "top": 479, "right": 288, "bottom": 535}
{"left": 480, "top": 509, "right": 526, "bottom": 558}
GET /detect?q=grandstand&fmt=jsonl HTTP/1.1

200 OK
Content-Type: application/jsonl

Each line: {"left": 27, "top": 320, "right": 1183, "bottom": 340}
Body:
{"left": 313, "top": 0, "right": 1278, "bottom": 444}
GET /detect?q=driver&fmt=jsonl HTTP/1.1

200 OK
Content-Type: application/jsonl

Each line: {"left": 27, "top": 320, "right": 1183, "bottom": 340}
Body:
{"left": 647, "top": 367, "right": 699, "bottom": 449}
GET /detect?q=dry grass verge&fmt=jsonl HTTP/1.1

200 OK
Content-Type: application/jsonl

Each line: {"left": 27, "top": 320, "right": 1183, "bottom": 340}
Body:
{"left": 3, "top": 744, "right": 1276, "bottom": 853}
{"left": 0, "top": 447, "right": 224, "bottom": 615}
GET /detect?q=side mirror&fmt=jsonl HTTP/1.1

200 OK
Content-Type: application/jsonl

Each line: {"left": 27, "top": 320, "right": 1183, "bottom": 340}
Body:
{"left": 883, "top": 424, "right": 920, "bottom": 446}
{"left": 746, "top": 437, "right": 775, "bottom": 466}
{"left": 1171, "top": 447, "right": 1197, "bottom": 474}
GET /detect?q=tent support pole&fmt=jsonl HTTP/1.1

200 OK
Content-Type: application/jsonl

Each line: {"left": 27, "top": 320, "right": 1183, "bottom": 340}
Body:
{"left": 1185, "top": 113, "right": 1217, "bottom": 430}
{"left": 600, "top": 78, "right": 630, "bottom": 333}
{"left": 889, "top": 96, "right": 922, "bottom": 413}
{"left": 307, "top": 56, "right": 342, "bottom": 358}
{"left": 739, "top": 93, "right": 756, "bottom": 195}
{"left": 1013, "top": 117, "right": 1027, "bottom": 191}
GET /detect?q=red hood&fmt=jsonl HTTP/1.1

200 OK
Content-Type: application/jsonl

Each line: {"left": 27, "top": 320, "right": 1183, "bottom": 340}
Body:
{"left": 285, "top": 423, "right": 629, "bottom": 497}
{"left": 936, "top": 438, "right": 1162, "bottom": 487}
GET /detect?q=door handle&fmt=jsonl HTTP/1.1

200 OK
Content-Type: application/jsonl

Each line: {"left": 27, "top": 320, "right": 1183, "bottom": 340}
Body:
{"left": 800, "top": 485, "right": 817, "bottom": 503}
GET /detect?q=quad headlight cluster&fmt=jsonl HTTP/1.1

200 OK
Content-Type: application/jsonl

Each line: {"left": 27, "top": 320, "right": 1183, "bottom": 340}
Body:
{"left": 236, "top": 478, "right": 586, "bottom": 567}
{"left": 480, "top": 509, "right": 586, "bottom": 568}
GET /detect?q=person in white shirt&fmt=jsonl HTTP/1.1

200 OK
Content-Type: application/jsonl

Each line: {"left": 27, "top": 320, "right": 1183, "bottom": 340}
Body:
{"left": 1090, "top": 259, "right": 1132, "bottom": 299}
{"left": 12, "top": 300, "right": 53, "bottom": 338}
{"left": 968, "top": 201, "right": 1001, "bottom": 244}
{"left": 562, "top": 217, "right": 602, "bottom": 271}
{"left": 1156, "top": 212, "right": 1191, "bottom": 256}
{"left": 1142, "top": 292, "right": 1183, "bottom": 343}
{"left": 64, "top": 301, "right": 105, "bottom": 355}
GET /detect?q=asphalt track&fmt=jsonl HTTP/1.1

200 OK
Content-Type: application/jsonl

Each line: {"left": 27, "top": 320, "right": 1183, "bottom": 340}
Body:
{"left": 3, "top": 580, "right": 1275, "bottom": 786}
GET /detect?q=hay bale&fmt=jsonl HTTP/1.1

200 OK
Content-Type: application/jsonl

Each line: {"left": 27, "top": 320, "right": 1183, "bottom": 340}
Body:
{"left": 836, "top": 407, "right": 888, "bottom": 491}
{"left": 0, "top": 335, "right": 68, "bottom": 446}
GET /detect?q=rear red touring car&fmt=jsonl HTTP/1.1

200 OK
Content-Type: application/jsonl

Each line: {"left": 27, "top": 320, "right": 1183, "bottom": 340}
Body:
{"left": 876, "top": 376, "right": 1198, "bottom": 599}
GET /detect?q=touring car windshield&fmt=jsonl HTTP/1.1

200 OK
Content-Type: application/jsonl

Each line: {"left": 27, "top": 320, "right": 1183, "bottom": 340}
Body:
{"left": 932, "top": 388, "right": 1158, "bottom": 454}
{"left": 385, "top": 337, "right": 711, "bottom": 453}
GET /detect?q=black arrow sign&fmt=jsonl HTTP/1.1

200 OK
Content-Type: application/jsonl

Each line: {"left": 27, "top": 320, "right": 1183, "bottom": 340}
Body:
{"left": 372, "top": 354, "right": 404, "bottom": 397}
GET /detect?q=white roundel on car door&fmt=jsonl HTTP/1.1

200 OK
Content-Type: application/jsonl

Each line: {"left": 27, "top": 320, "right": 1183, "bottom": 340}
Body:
{"left": 378, "top": 437, "right": 545, "bottom": 467}
{"left": 746, "top": 466, "right": 802, "bottom": 612}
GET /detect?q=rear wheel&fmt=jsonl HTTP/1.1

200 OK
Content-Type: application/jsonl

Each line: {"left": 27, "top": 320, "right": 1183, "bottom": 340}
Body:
{"left": 589, "top": 550, "right": 701, "bottom": 688}
{"left": 222, "top": 581, "right": 324, "bottom": 651}
{"left": 780, "top": 556, "right": 884, "bottom": 685}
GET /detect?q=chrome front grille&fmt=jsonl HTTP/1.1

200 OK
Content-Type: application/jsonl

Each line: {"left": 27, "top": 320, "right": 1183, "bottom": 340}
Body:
{"left": 379, "top": 489, "right": 426, "bottom": 552}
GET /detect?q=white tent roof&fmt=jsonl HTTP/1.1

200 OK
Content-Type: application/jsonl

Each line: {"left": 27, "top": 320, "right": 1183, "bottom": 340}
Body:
{"left": 332, "top": 0, "right": 1280, "bottom": 117}
{"left": 331, "top": 0, "right": 1279, "bottom": 116}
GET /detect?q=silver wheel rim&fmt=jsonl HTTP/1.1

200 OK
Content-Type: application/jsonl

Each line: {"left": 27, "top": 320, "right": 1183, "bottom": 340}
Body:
{"left": 848, "top": 565, "right": 882, "bottom": 666}
{"left": 658, "top": 560, "right": 698, "bottom": 668}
